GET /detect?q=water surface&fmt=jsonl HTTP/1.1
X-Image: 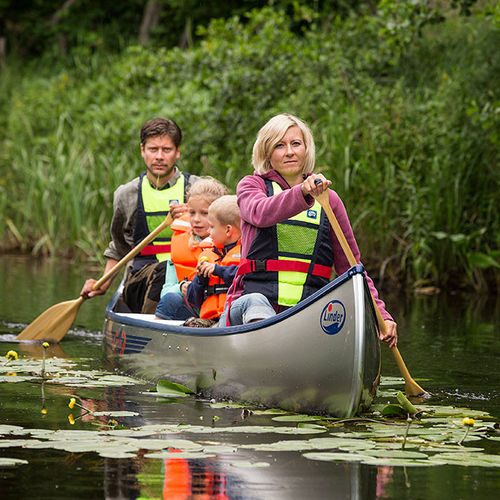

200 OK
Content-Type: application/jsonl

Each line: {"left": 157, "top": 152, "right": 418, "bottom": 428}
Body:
{"left": 0, "top": 256, "right": 498, "bottom": 499}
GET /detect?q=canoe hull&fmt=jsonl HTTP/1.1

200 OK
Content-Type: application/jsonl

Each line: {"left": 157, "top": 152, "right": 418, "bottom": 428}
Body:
{"left": 103, "top": 265, "right": 380, "bottom": 417}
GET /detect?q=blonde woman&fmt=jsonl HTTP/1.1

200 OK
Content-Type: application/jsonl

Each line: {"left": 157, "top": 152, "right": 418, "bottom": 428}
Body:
{"left": 220, "top": 113, "right": 397, "bottom": 347}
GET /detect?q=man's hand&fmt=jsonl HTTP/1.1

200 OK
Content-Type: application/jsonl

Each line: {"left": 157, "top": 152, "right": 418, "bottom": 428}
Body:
{"left": 80, "top": 279, "right": 106, "bottom": 300}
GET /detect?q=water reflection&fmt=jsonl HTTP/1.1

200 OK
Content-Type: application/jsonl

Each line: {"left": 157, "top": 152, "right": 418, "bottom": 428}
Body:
{"left": 1, "top": 256, "right": 500, "bottom": 500}
{"left": 94, "top": 386, "right": 380, "bottom": 500}
{"left": 18, "top": 341, "right": 67, "bottom": 359}
{"left": 102, "top": 453, "right": 380, "bottom": 500}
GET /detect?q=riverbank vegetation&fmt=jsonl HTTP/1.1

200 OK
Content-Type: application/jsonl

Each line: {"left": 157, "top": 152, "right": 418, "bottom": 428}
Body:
{"left": 1, "top": 1, "right": 499, "bottom": 291}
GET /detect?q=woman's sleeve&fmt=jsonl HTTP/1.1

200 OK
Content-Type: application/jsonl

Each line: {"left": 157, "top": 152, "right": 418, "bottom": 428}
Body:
{"left": 328, "top": 190, "right": 393, "bottom": 322}
{"left": 237, "top": 176, "right": 313, "bottom": 228}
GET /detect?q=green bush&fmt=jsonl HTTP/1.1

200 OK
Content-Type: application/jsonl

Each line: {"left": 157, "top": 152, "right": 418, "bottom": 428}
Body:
{"left": 1, "top": 4, "right": 498, "bottom": 290}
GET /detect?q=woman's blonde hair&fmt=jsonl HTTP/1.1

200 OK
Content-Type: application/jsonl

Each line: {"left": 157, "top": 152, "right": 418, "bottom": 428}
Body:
{"left": 209, "top": 195, "right": 241, "bottom": 229}
{"left": 252, "top": 114, "right": 316, "bottom": 175}
{"left": 187, "top": 176, "right": 228, "bottom": 203}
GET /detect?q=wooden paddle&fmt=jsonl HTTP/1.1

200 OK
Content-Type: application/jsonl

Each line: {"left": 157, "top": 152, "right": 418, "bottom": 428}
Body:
{"left": 313, "top": 183, "right": 427, "bottom": 397}
{"left": 16, "top": 213, "right": 174, "bottom": 343}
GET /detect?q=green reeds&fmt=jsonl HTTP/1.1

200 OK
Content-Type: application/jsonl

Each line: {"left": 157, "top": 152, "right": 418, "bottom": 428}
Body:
{"left": 0, "top": 8, "right": 498, "bottom": 288}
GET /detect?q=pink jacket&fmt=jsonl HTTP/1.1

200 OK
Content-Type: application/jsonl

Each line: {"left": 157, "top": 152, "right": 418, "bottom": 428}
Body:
{"left": 227, "top": 169, "right": 393, "bottom": 321}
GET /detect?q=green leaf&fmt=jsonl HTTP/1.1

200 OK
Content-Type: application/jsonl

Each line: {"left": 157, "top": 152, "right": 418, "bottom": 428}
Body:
{"left": 467, "top": 252, "right": 500, "bottom": 269}
{"left": 397, "top": 391, "right": 419, "bottom": 415}
{"left": 156, "top": 379, "right": 194, "bottom": 397}
{"left": 381, "top": 404, "right": 407, "bottom": 416}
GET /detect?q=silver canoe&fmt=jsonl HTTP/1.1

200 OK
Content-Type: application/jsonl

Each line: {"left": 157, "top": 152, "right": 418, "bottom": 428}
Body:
{"left": 103, "top": 264, "right": 381, "bottom": 417}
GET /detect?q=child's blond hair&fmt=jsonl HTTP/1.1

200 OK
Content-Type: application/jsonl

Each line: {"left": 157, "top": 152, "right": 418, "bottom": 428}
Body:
{"left": 209, "top": 195, "right": 240, "bottom": 230}
{"left": 187, "top": 176, "right": 228, "bottom": 203}
{"left": 186, "top": 177, "right": 228, "bottom": 248}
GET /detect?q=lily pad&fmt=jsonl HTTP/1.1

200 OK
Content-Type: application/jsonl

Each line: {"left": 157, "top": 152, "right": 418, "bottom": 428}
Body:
{"left": 230, "top": 461, "right": 270, "bottom": 468}
{"left": 240, "top": 440, "right": 315, "bottom": 452}
{"left": 209, "top": 402, "right": 250, "bottom": 409}
{"left": 303, "top": 452, "right": 371, "bottom": 462}
{"left": 272, "top": 415, "right": 323, "bottom": 422}
{"left": 91, "top": 411, "right": 141, "bottom": 417}
{"left": 361, "top": 458, "right": 439, "bottom": 467}
{"left": 145, "top": 451, "right": 216, "bottom": 460}
{"left": 156, "top": 379, "right": 194, "bottom": 397}
{"left": 98, "top": 450, "right": 137, "bottom": 458}
{"left": 378, "top": 376, "right": 405, "bottom": 386}
{"left": 363, "top": 449, "right": 429, "bottom": 459}
{"left": 0, "top": 457, "right": 29, "bottom": 467}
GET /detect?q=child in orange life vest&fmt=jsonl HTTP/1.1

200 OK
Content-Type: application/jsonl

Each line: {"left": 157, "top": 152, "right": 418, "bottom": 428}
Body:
{"left": 155, "top": 177, "right": 228, "bottom": 320}
{"left": 184, "top": 195, "right": 241, "bottom": 322}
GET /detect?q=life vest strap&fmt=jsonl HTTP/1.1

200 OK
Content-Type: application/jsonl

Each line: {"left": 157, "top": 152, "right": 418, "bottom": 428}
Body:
{"left": 205, "top": 284, "right": 230, "bottom": 298}
{"left": 140, "top": 243, "right": 172, "bottom": 256}
{"left": 237, "top": 258, "right": 331, "bottom": 279}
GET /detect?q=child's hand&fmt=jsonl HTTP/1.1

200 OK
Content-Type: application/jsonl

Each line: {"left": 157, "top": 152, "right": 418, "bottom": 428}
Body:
{"left": 180, "top": 280, "right": 191, "bottom": 296}
{"left": 197, "top": 260, "right": 215, "bottom": 278}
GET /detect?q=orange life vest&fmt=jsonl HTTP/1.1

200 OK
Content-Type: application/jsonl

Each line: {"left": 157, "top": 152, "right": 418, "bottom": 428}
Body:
{"left": 199, "top": 241, "right": 241, "bottom": 319}
{"left": 170, "top": 215, "right": 204, "bottom": 282}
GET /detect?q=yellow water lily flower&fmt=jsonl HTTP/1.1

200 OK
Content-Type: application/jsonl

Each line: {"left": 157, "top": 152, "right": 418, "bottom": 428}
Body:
{"left": 41, "top": 408, "right": 47, "bottom": 415}
{"left": 68, "top": 398, "right": 76, "bottom": 409}
{"left": 462, "top": 417, "right": 475, "bottom": 426}
{"left": 68, "top": 414, "right": 75, "bottom": 425}
{"left": 42, "top": 342, "right": 50, "bottom": 348}
{"left": 5, "top": 350, "right": 18, "bottom": 360}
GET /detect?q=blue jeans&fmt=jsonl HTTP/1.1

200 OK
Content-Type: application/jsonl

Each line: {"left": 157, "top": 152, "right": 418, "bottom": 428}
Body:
{"left": 155, "top": 293, "right": 196, "bottom": 320}
{"left": 218, "top": 293, "right": 276, "bottom": 327}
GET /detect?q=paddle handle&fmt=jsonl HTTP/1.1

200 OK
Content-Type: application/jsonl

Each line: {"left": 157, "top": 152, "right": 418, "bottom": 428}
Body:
{"left": 92, "top": 213, "right": 173, "bottom": 291}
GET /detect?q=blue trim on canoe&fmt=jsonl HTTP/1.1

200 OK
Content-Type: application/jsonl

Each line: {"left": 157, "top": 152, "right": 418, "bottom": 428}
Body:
{"left": 105, "top": 264, "right": 365, "bottom": 337}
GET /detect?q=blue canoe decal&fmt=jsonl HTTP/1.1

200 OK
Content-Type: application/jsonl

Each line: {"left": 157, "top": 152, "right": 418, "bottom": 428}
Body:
{"left": 320, "top": 300, "right": 346, "bottom": 335}
{"left": 111, "top": 328, "right": 152, "bottom": 356}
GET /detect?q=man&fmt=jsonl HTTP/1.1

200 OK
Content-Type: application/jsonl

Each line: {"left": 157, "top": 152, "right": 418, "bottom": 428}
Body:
{"left": 80, "top": 117, "right": 197, "bottom": 312}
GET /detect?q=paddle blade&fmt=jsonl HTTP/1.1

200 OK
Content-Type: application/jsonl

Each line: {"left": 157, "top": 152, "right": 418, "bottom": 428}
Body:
{"left": 16, "top": 297, "right": 84, "bottom": 342}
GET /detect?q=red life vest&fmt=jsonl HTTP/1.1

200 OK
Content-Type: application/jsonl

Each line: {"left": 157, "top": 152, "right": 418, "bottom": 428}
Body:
{"left": 199, "top": 241, "right": 241, "bottom": 319}
{"left": 170, "top": 215, "right": 204, "bottom": 282}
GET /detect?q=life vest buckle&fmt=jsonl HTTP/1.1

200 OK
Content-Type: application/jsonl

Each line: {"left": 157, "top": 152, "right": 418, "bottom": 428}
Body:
{"left": 253, "top": 260, "right": 267, "bottom": 272}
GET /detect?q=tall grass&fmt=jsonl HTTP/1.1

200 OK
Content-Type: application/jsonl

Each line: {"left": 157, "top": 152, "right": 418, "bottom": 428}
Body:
{"left": 0, "top": 7, "right": 498, "bottom": 290}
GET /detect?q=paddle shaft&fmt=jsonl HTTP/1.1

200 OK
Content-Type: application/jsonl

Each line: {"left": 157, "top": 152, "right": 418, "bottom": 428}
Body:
{"left": 91, "top": 213, "right": 173, "bottom": 292}
{"left": 314, "top": 186, "right": 426, "bottom": 396}
{"left": 16, "top": 213, "right": 174, "bottom": 342}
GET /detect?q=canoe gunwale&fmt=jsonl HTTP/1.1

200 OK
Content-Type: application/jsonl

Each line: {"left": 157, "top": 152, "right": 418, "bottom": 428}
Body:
{"left": 105, "top": 264, "right": 367, "bottom": 336}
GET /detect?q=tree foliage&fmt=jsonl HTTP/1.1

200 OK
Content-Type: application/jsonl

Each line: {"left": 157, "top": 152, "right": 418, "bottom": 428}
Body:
{"left": 0, "top": 1, "right": 498, "bottom": 291}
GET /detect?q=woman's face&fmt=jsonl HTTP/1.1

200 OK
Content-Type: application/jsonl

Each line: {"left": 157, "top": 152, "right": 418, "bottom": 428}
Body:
{"left": 269, "top": 125, "right": 306, "bottom": 186}
{"left": 188, "top": 196, "right": 211, "bottom": 239}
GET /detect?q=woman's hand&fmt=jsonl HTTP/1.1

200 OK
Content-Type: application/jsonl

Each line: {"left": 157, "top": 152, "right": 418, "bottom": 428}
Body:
{"left": 301, "top": 174, "right": 331, "bottom": 198}
{"left": 380, "top": 320, "right": 398, "bottom": 348}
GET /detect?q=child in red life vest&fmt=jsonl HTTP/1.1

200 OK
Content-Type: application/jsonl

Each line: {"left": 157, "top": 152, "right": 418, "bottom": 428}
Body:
{"left": 155, "top": 177, "right": 228, "bottom": 320}
{"left": 183, "top": 195, "right": 241, "bottom": 324}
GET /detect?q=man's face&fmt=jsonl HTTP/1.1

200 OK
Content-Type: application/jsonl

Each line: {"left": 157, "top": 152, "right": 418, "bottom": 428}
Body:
{"left": 141, "top": 135, "right": 180, "bottom": 185}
